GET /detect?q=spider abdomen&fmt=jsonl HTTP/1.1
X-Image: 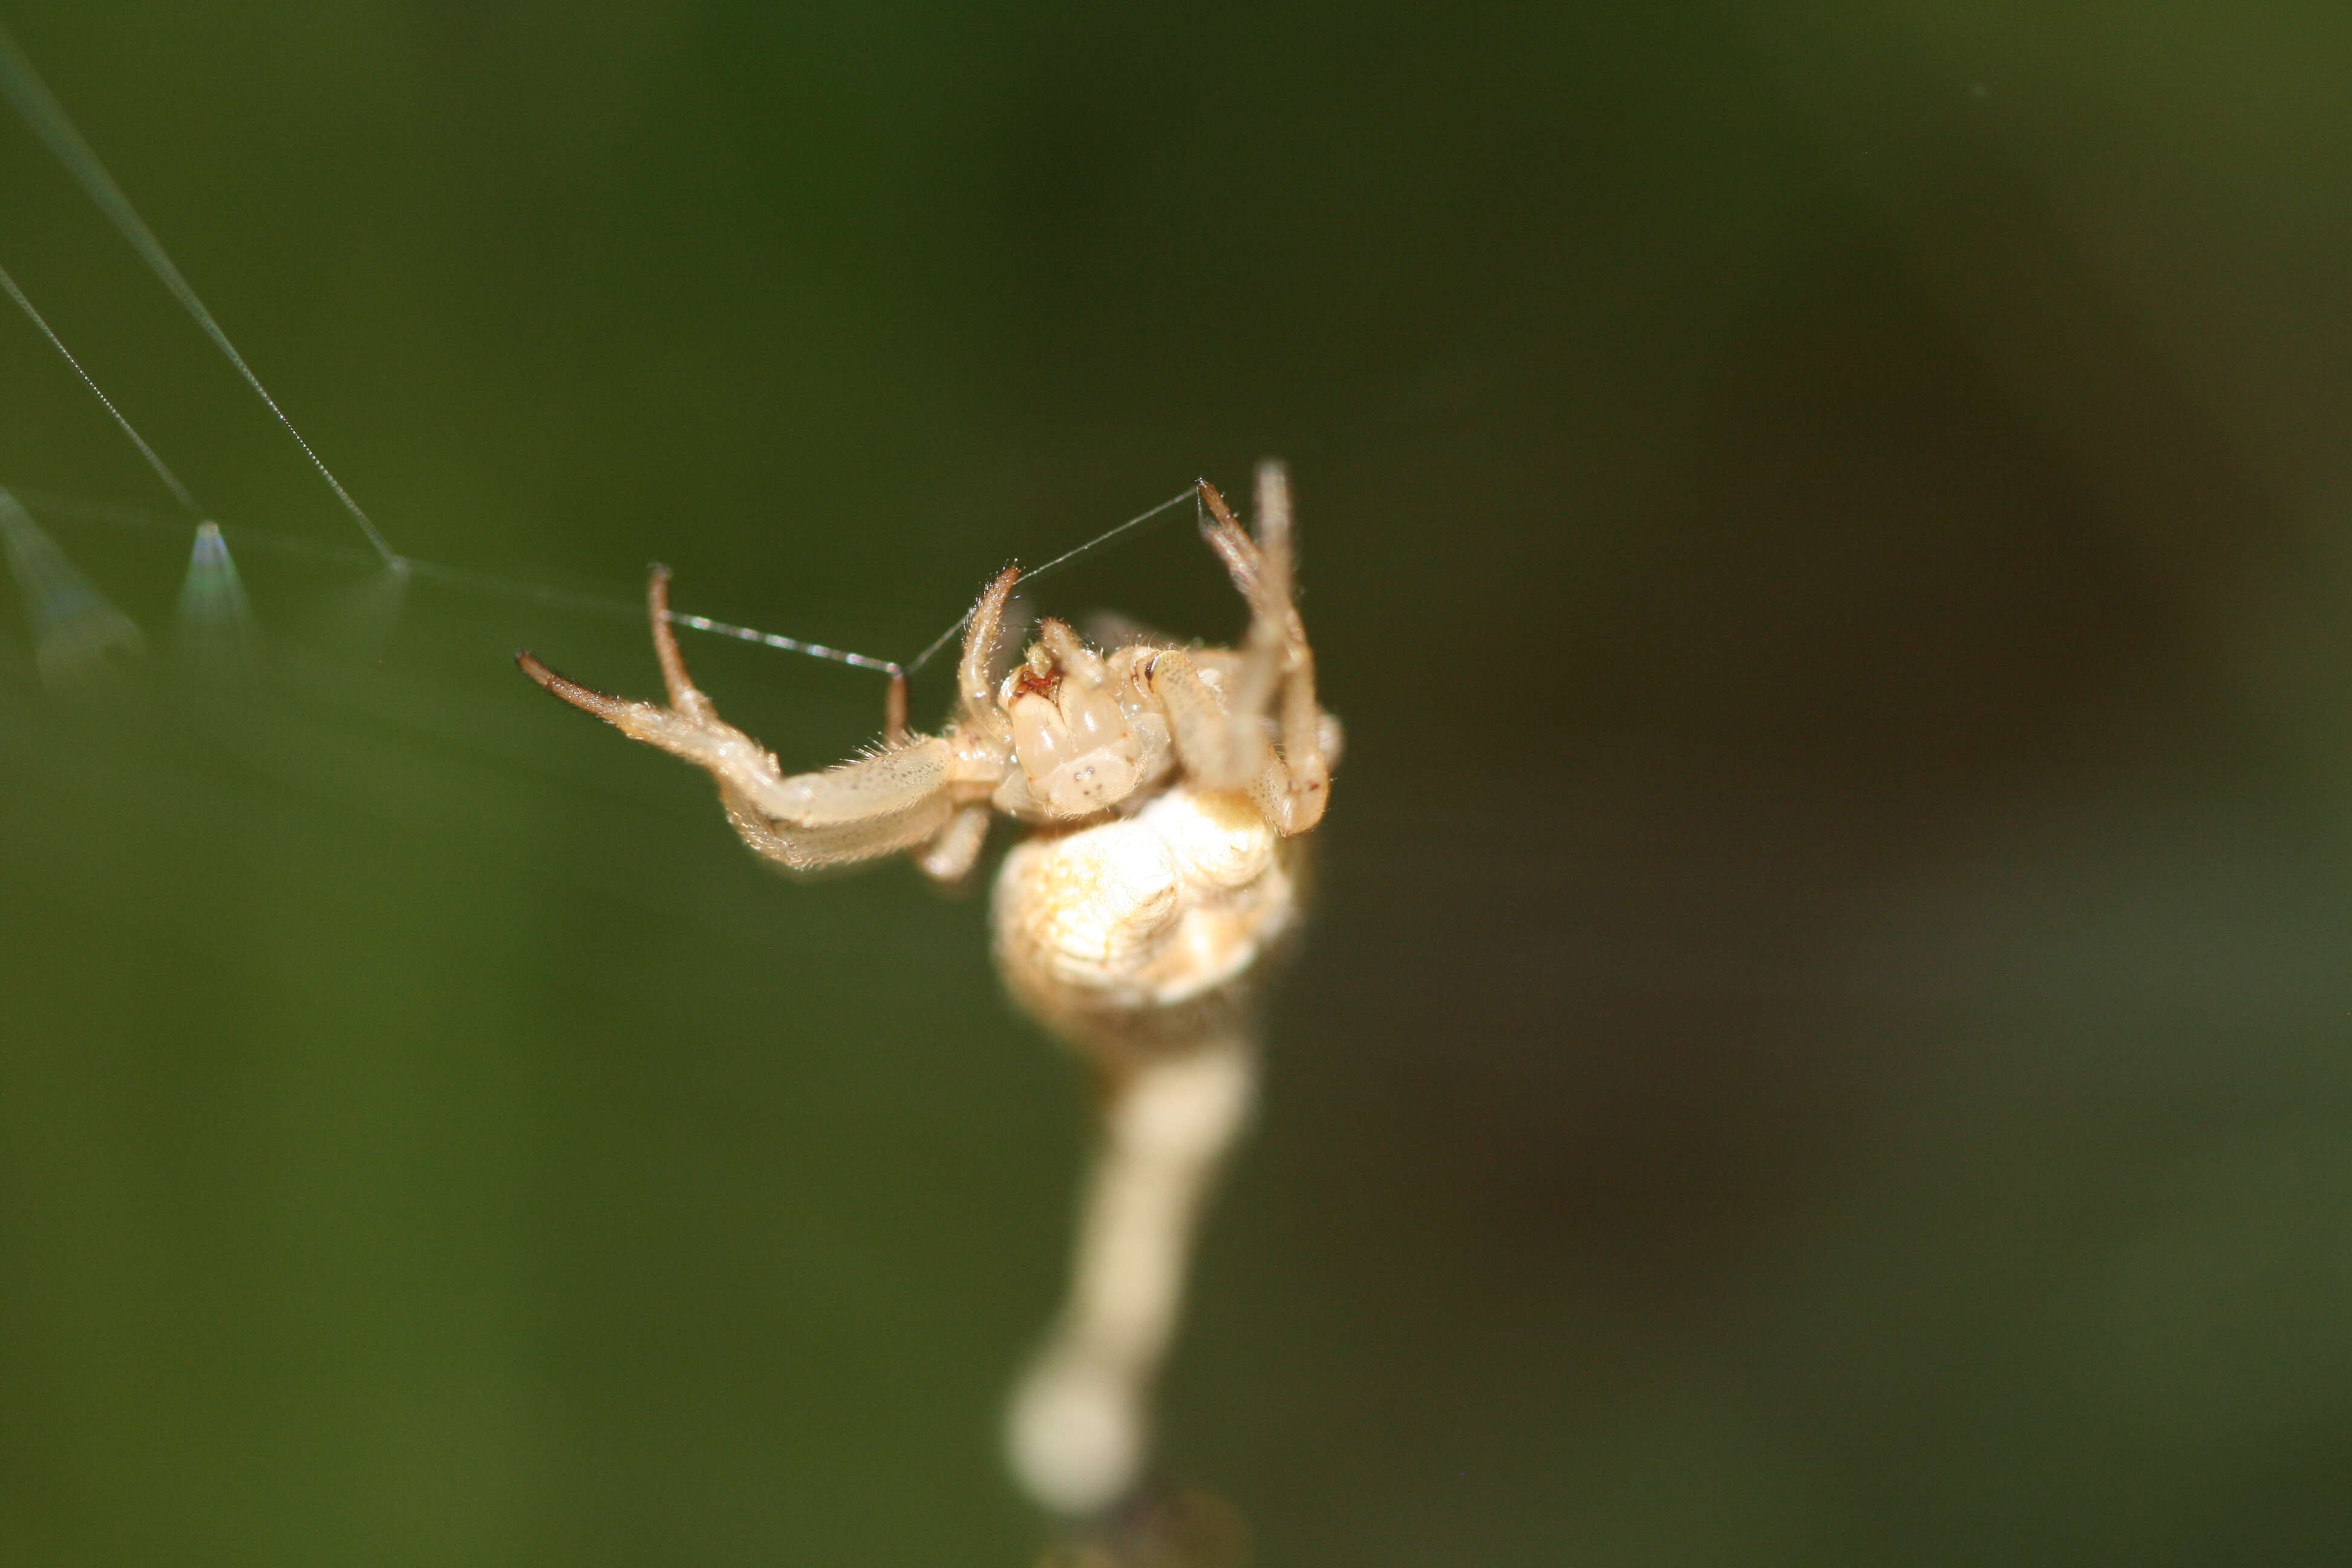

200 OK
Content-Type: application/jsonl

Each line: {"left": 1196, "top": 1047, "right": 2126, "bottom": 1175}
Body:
{"left": 992, "top": 786, "right": 1297, "bottom": 1057}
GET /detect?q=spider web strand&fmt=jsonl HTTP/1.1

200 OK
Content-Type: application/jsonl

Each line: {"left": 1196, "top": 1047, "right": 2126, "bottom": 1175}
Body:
{"left": 900, "top": 485, "right": 1200, "bottom": 676}
{"left": 12, "top": 489, "right": 898, "bottom": 675}
{"left": 0, "top": 21, "right": 399, "bottom": 566}
{"left": 0, "top": 259, "right": 201, "bottom": 517}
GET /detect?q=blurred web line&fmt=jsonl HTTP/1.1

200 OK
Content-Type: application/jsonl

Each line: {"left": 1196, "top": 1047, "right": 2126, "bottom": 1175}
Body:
{"left": 0, "top": 22, "right": 1203, "bottom": 687}
{"left": 0, "top": 260, "right": 200, "bottom": 517}
{"left": 0, "top": 255, "right": 258, "bottom": 680}
{"left": 899, "top": 486, "right": 1201, "bottom": 675}
{"left": 13, "top": 483, "right": 1219, "bottom": 680}
{"left": 3, "top": 479, "right": 897, "bottom": 671}
{"left": 0, "top": 18, "right": 397, "bottom": 566}
{"left": 0, "top": 486, "right": 144, "bottom": 691}
{"left": 0, "top": 25, "right": 893, "bottom": 678}
{"left": 10, "top": 487, "right": 701, "bottom": 639}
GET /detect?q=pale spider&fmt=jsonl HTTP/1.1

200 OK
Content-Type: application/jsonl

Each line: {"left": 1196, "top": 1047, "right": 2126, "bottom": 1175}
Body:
{"left": 515, "top": 462, "right": 1336, "bottom": 1073}
{"left": 516, "top": 462, "right": 1336, "bottom": 1534}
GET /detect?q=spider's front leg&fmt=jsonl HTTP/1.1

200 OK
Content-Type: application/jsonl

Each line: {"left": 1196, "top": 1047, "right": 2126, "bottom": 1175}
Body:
{"left": 517, "top": 568, "right": 966, "bottom": 872}
{"left": 1150, "top": 463, "right": 1334, "bottom": 834}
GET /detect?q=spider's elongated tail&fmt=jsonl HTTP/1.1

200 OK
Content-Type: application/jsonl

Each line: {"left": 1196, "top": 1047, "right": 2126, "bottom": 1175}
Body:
{"left": 1007, "top": 1033, "right": 1256, "bottom": 1521}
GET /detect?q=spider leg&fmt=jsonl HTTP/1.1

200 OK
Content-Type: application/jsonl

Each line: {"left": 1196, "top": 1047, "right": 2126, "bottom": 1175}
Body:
{"left": 1037, "top": 616, "right": 1106, "bottom": 687}
{"left": 517, "top": 570, "right": 959, "bottom": 869}
{"left": 1249, "top": 463, "right": 1332, "bottom": 833}
{"left": 1139, "top": 649, "right": 1260, "bottom": 788}
{"left": 1166, "top": 465, "right": 1330, "bottom": 834}
{"left": 915, "top": 803, "right": 992, "bottom": 883}
{"left": 884, "top": 670, "right": 909, "bottom": 748}
{"left": 958, "top": 566, "right": 1021, "bottom": 739}
{"left": 644, "top": 564, "right": 714, "bottom": 720}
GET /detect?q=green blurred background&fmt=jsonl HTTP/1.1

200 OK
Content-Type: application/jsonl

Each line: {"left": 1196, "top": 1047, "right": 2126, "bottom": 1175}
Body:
{"left": 4, "top": 2, "right": 2352, "bottom": 1562}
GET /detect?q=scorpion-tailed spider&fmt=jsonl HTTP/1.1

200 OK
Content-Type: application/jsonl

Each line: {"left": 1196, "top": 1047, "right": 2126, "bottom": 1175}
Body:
{"left": 516, "top": 462, "right": 1339, "bottom": 1541}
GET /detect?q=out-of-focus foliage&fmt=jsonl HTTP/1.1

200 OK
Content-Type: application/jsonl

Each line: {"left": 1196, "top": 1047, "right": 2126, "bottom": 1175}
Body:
{"left": 2, "top": 2, "right": 2350, "bottom": 1564}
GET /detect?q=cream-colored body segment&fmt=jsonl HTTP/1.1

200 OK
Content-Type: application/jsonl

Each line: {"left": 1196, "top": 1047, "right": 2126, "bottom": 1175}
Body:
{"left": 995, "top": 786, "right": 1295, "bottom": 1029}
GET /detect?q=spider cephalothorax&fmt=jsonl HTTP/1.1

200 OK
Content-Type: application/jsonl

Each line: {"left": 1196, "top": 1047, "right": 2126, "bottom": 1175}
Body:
{"left": 995, "top": 625, "right": 1172, "bottom": 818}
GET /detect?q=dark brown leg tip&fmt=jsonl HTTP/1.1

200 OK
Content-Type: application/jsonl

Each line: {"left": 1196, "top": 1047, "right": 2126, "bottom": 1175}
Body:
{"left": 515, "top": 650, "right": 628, "bottom": 720}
